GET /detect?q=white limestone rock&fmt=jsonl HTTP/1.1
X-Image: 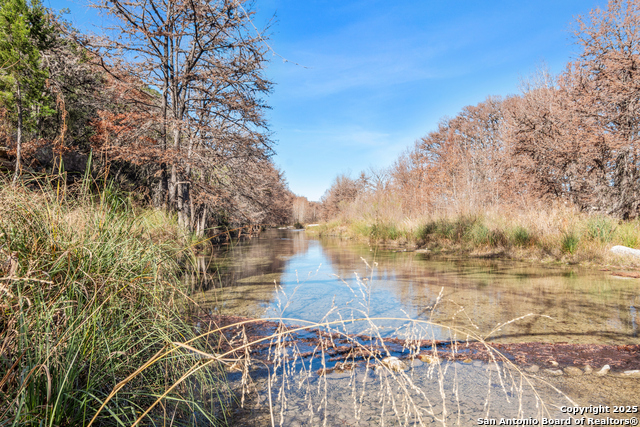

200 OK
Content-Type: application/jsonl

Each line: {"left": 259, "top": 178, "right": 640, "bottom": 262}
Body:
{"left": 610, "top": 245, "right": 640, "bottom": 258}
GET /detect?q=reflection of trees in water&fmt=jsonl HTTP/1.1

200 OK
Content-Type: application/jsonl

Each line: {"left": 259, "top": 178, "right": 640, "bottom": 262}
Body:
{"left": 318, "top": 239, "right": 640, "bottom": 345}
{"left": 184, "top": 233, "right": 638, "bottom": 344}
{"left": 184, "top": 230, "right": 311, "bottom": 317}
{"left": 186, "top": 229, "right": 309, "bottom": 291}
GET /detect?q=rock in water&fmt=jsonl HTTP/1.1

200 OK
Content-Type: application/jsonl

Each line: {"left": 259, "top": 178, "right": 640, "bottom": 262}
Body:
{"left": 564, "top": 366, "right": 583, "bottom": 376}
{"left": 410, "top": 358, "right": 423, "bottom": 368}
{"left": 610, "top": 245, "right": 640, "bottom": 258}
{"left": 418, "top": 353, "right": 440, "bottom": 364}
{"left": 623, "top": 370, "right": 640, "bottom": 377}
{"left": 525, "top": 365, "right": 540, "bottom": 373}
{"left": 584, "top": 365, "right": 593, "bottom": 375}
{"left": 545, "top": 369, "right": 564, "bottom": 376}
{"left": 380, "top": 356, "right": 408, "bottom": 372}
{"left": 596, "top": 365, "right": 610, "bottom": 376}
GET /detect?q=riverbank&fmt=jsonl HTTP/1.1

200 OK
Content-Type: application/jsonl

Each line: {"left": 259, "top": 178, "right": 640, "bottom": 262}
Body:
{"left": 0, "top": 177, "right": 230, "bottom": 426}
{"left": 306, "top": 208, "right": 640, "bottom": 269}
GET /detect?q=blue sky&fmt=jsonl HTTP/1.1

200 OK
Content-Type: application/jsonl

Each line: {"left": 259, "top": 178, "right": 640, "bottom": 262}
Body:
{"left": 47, "top": 0, "right": 606, "bottom": 201}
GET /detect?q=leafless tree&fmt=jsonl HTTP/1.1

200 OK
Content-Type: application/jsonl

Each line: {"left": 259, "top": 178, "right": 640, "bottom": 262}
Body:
{"left": 93, "top": 0, "right": 279, "bottom": 229}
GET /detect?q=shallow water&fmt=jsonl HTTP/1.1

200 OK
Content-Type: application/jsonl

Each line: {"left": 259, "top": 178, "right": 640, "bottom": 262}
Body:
{"left": 190, "top": 229, "right": 640, "bottom": 345}
{"left": 186, "top": 229, "right": 640, "bottom": 425}
{"left": 228, "top": 360, "right": 640, "bottom": 426}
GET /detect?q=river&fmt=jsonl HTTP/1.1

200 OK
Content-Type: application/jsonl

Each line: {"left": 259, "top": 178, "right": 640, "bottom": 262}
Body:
{"left": 187, "top": 229, "right": 640, "bottom": 426}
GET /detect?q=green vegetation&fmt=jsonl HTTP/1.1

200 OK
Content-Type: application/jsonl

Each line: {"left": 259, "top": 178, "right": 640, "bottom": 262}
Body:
{"left": 0, "top": 0, "right": 53, "bottom": 182}
{"left": 509, "top": 226, "right": 533, "bottom": 247}
{"left": 585, "top": 216, "right": 615, "bottom": 243}
{"left": 311, "top": 208, "right": 640, "bottom": 266}
{"left": 0, "top": 176, "right": 229, "bottom": 426}
{"left": 561, "top": 231, "right": 580, "bottom": 255}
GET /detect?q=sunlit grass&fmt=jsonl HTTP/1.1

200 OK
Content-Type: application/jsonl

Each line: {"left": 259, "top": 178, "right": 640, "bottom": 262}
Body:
{"left": 0, "top": 175, "right": 229, "bottom": 426}
{"left": 316, "top": 202, "right": 640, "bottom": 266}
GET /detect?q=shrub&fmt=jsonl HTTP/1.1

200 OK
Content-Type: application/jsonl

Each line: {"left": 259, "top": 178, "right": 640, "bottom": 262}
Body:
{"left": 561, "top": 231, "right": 580, "bottom": 254}
{"left": 370, "top": 222, "right": 400, "bottom": 240}
{"left": 488, "top": 228, "right": 508, "bottom": 247}
{"left": 468, "top": 222, "right": 491, "bottom": 245}
{"left": 615, "top": 221, "right": 640, "bottom": 248}
{"left": 586, "top": 216, "right": 615, "bottom": 243}
{"left": 510, "top": 226, "right": 532, "bottom": 247}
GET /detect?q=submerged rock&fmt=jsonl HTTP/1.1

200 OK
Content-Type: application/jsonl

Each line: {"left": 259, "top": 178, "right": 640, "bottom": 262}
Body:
{"left": 409, "top": 358, "right": 424, "bottom": 368}
{"left": 584, "top": 365, "right": 593, "bottom": 375}
{"left": 564, "top": 366, "right": 583, "bottom": 376}
{"left": 596, "top": 365, "right": 611, "bottom": 376}
{"left": 545, "top": 369, "right": 564, "bottom": 376}
{"left": 316, "top": 367, "right": 334, "bottom": 376}
{"left": 418, "top": 353, "right": 440, "bottom": 364}
{"left": 525, "top": 365, "right": 539, "bottom": 373}
{"left": 379, "top": 356, "right": 408, "bottom": 372}
{"left": 623, "top": 370, "right": 640, "bottom": 377}
{"left": 334, "top": 362, "right": 358, "bottom": 373}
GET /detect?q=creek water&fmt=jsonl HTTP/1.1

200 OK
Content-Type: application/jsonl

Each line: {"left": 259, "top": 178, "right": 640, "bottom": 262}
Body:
{"left": 188, "top": 229, "right": 640, "bottom": 426}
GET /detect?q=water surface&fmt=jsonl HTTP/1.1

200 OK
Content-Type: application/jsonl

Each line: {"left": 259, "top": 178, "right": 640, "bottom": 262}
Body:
{"left": 190, "top": 229, "right": 640, "bottom": 345}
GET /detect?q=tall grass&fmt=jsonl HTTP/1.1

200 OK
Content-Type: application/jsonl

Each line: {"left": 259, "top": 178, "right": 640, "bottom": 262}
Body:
{"left": 313, "top": 201, "right": 640, "bottom": 265}
{"left": 0, "top": 176, "right": 229, "bottom": 426}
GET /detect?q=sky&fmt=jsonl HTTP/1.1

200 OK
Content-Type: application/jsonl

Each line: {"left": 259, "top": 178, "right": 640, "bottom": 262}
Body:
{"left": 46, "top": 0, "right": 607, "bottom": 201}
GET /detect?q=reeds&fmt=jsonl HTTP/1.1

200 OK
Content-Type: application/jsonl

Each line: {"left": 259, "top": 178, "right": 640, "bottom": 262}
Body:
{"left": 0, "top": 175, "right": 229, "bottom": 426}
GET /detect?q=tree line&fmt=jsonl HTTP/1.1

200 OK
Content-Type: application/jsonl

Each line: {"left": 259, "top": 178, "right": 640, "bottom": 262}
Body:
{"left": 0, "top": 0, "right": 294, "bottom": 234}
{"left": 320, "top": 0, "right": 640, "bottom": 222}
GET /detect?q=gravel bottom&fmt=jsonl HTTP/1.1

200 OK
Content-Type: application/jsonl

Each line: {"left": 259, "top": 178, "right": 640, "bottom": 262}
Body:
{"left": 226, "top": 359, "right": 635, "bottom": 426}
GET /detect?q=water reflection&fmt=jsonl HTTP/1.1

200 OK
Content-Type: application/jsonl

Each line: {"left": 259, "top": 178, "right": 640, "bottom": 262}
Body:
{"left": 189, "top": 229, "right": 640, "bottom": 345}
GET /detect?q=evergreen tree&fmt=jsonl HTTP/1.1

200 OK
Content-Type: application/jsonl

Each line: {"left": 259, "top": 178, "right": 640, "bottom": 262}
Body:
{"left": 0, "top": 0, "right": 53, "bottom": 183}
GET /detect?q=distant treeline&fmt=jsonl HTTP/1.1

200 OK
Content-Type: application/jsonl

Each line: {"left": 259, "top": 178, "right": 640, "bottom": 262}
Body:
{"left": 320, "top": 0, "right": 640, "bottom": 222}
{"left": 0, "top": 0, "right": 294, "bottom": 234}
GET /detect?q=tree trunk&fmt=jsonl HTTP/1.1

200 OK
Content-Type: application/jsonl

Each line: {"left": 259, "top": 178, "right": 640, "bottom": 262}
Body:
{"left": 168, "top": 37, "right": 180, "bottom": 209}
{"left": 154, "top": 75, "right": 169, "bottom": 208}
{"left": 194, "top": 204, "right": 208, "bottom": 238}
{"left": 611, "top": 149, "right": 640, "bottom": 219}
{"left": 12, "top": 81, "right": 23, "bottom": 186}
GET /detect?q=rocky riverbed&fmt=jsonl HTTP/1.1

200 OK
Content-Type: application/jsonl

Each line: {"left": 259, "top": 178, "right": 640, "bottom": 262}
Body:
{"left": 200, "top": 315, "right": 640, "bottom": 426}
{"left": 227, "top": 358, "right": 640, "bottom": 426}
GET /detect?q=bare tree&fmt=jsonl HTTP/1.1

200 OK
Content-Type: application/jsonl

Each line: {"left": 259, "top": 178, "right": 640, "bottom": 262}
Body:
{"left": 568, "top": 0, "right": 640, "bottom": 218}
{"left": 320, "top": 173, "right": 364, "bottom": 220}
{"left": 94, "top": 0, "right": 273, "bottom": 229}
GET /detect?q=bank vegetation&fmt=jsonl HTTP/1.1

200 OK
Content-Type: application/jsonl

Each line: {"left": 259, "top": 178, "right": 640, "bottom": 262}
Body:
{"left": 0, "top": 0, "right": 294, "bottom": 234}
{"left": 0, "top": 0, "right": 293, "bottom": 424}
